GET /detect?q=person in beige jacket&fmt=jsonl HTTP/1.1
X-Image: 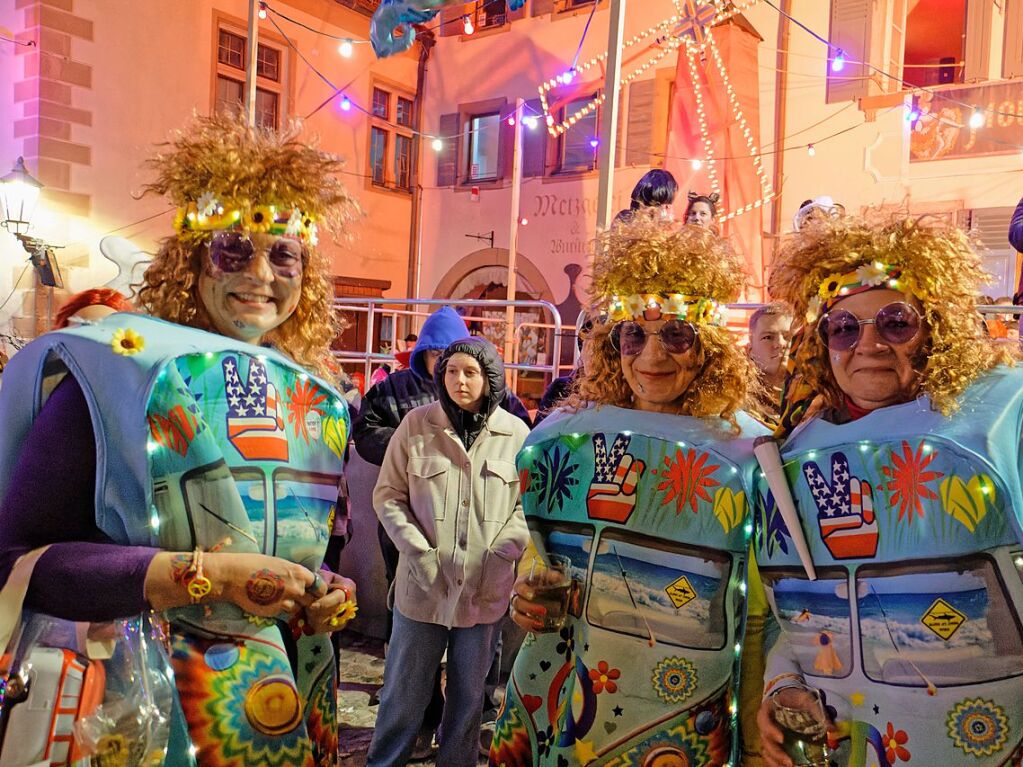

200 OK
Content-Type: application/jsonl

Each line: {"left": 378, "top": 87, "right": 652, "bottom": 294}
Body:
{"left": 366, "top": 336, "right": 530, "bottom": 767}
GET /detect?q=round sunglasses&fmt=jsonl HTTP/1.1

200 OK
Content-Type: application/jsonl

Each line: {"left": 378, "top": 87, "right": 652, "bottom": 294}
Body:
{"left": 206, "top": 231, "right": 304, "bottom": 277}
{"left": 817, "top": 301, "right": 922, "bottom": 351}
{"left": 610, "top": 319, "right": 698, "bottom": 357}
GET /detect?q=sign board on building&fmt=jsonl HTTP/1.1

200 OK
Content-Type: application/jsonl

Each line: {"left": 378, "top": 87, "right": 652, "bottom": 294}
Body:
{"left": 910, "top": 81, "right": 1023, "bottom": 162}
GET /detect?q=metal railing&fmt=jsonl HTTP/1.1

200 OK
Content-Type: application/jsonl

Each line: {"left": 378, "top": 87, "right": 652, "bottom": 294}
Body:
{"left": 333, "top": 297, "right": 564, "bottom": 390}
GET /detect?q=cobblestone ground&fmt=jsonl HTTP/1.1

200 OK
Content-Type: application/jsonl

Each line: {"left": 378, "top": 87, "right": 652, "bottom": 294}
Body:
{"left": 337, "top": 632, "right": 489, "bottom": 767}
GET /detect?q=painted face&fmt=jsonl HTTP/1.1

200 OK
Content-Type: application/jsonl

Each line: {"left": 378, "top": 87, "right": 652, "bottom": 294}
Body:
{"left": 197, "top": 231, "right": 303, "bottom": 345}
{"left": 618, "top": 317, "right": 703, "bottom": 413}
{"left": 444, "top": 352, "right": 487, "bottom": 412}
{"left": 686, "top": 201, "right": 714, "bottom": 227}
{"left": 824, "top": 288, "right": 927, "bottom": 410}
{"left": 749, "top": 313, "right": 793, "bottom": 379}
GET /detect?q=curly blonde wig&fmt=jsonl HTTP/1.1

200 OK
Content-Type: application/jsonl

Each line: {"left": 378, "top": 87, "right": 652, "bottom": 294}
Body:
{"left": 570, "top": 215, "right": 760, "bottom": 424}
{"left": 137, "top": 114, "right": 358, "bottom": 379}
{"left": 770, "top": 214, "right": 1016, "bottom": 419}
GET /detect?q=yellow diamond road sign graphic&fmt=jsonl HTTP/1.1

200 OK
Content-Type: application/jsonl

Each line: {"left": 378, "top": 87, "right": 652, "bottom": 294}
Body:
{"left": 920, "top": 598, "right": 966, "bottom": 641}
{"left": 665, "top": 575, "right": 697, "bottom": 609}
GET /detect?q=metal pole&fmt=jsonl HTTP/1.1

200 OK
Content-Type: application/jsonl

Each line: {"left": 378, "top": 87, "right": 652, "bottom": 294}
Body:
{"left": 504, "top": 98, "right": 525, "bottom": 378}
{"left": 595, "top": 0, "right": 627, "bottom": 232}
{"left": 244, "top": 0, "right": 259, "bottom": 126}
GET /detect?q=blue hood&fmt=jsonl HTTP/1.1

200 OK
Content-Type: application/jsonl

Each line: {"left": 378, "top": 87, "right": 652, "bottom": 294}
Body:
{"left": 410, "top": 306, "right": 469, "bottom": 379}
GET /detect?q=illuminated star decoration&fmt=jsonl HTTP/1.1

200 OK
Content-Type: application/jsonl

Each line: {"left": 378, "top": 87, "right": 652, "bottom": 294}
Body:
{"left": 536, "top": 0, "right": 772, "bottom": 224}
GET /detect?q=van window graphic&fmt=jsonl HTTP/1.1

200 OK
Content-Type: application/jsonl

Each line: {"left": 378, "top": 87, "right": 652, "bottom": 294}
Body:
{"left": 272, "top": 468, "right": 341, "bottom": 567}
{"left": 857, "top": 557, "right": 1023, "bottom": 687}
{"left": 586, "top": 529, "right": 730, "bottom": 650}
{"left": 763, "top": 569, "right": 852, "bottom": 679}
{"left": 231, "top": 468, "right": 267, "bottom": 549}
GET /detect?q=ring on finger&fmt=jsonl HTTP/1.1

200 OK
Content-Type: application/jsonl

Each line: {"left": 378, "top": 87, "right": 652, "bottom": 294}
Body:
{"left": 306, "top": 571, "right": 325, "bottom": 595}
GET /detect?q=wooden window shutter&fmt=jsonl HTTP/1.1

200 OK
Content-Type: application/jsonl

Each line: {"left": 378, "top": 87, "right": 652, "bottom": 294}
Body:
{"left": 436, "top": 112, "right": 460, "bottom": 186}
{"left": 439, "top": 2, "right": 469, "bottom": 36}
{"left": 1003, "top": 0, "right": 1023, "bottom": 78}
{"left": 626, "top": 79, "right": 656, "bottom": 166}
{"left": 826, "top": 0, "right": 872, "bottom": 103}
{"left": 522, "top": 98, "right": 547, "bottom": 177}
{"left": 531, "top": 0, "right": 555, "bottom": 16}
{"left": 963, "top": 0, "right": 993, "bottom": 82}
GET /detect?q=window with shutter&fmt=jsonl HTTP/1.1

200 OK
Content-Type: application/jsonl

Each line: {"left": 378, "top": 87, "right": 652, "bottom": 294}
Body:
{"left": 626, "top": 79, "right": 656, "bottom": 166}
{"left": 436, "top": 113, "right": 461, "bottom": 186}
{"left": 963, "top": 0, "right": 993, "bottom": 82}
{"left": 826, "top": 0, "right": 873, "bottom": 103}
{"left": 531, "top": 0, "right": 555, "bottom": 16}
{"left": 1005, "top": 0, "right": 1023, "bottom": 78}
{"left": 903, "top": 0, "right": 966, "bottom": 87}
{"left": 521, "top": 99, "right": 546, "bottom": 177}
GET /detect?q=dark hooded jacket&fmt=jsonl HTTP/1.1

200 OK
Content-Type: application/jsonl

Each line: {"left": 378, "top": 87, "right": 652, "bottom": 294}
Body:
{"left": 434, "top": 337, "right": 506, "bottom": 450}
{"left": 354, "top": 307, "right": 531, "bottom": 465}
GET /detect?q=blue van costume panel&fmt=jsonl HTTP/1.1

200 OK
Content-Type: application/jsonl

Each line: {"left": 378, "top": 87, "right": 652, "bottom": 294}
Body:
{"left": 0, "top": 314, "right": 349, "bottom": 766}
{"left": 491, "top": 405, "right": 766, "bottom": 767}
{"left": 754, "top": 365, "right": 1023, "bottom": 766}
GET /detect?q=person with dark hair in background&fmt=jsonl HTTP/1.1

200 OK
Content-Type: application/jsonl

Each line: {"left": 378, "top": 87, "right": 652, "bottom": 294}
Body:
{"left": 354, "top": 305, "right": 531, "bottom": 757}
{"left": 684, "top": 190, "right": 720, "bottom": 228}
{"left": 613, "top": 168, "right": 678, "bottom": 225}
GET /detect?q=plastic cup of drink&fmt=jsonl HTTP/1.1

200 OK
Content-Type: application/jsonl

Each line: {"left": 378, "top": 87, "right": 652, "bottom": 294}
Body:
{"left": 526, "top": 554, "right": 572, "bottom": 632}
{"left": 770, "top": 684, "right": 831, "bottom": 767}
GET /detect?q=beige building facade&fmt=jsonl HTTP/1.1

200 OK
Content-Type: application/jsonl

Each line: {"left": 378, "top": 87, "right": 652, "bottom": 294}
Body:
{"left": 0, "top": 0, "right": 419, "bottom": 340}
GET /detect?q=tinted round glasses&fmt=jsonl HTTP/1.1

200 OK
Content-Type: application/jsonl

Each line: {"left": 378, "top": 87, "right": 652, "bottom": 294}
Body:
{"left": 610, "top": 319, "right": 698, "bottom": 357}
{"left": 206, "top": 231, "right": 304, "bottom": 277}
{"left": 817, "top": 301, "right": 922, "bottom": 351}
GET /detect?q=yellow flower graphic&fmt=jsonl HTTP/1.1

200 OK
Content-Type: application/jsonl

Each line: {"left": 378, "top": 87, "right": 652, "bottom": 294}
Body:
{"left": 111, "top": 327, "right": 145, "bottom": 356}
{"left": 818, "top": 273, "right": 846, "bottom": 301}
{"left": 244, "top": 205, "right": 275, "bottom": 233}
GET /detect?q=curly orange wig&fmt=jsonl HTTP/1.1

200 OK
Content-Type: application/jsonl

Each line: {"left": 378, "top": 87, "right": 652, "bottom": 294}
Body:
{"left": 770, "top": 214, "right": 1016, "bottom": 421}
{"left": 569, "top": 214, "right": 760, "bottom": 426}
{"left": 137, "top": 114, "right": 358, "bottom": 379}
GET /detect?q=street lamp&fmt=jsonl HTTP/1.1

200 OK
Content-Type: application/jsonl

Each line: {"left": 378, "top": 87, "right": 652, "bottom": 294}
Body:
{"left": 1, "top": 157, "right": 43, "bottom": 239}
{"left": 0, "top": 157, "right": 62, "bottom": 287}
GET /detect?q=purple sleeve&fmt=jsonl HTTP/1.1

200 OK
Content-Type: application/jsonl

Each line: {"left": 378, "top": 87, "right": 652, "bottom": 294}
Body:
{"left": 0, "top": 375, "right": 160, "bottom": 622}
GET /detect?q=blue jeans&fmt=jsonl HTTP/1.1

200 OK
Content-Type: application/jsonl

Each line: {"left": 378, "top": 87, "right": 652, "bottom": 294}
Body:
{"left": 366, "top": 608, "right": 499, "bottom": 767}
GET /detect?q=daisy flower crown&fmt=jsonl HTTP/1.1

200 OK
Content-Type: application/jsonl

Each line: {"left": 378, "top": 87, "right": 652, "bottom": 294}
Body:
{"left": 806, "top": 261, "right": 914, "bottom": 321}
{"left": 606, "top": 292, "right": 726, "bottom": 326}
{"left": 173, "top": 195, "right": 318, "bottom": 245}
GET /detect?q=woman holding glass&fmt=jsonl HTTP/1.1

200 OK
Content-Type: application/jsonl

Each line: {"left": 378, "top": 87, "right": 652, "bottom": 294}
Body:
{"left": 755, "top": 215, "right": 1023, "bottom": 766}
{"left": 491, "top": 215, "right": 767, "bottom": 766}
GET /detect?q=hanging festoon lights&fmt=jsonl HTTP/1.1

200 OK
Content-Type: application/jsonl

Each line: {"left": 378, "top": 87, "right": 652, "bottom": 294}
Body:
{"left": 533, "top": 1, "right": 772, "bottom": 222}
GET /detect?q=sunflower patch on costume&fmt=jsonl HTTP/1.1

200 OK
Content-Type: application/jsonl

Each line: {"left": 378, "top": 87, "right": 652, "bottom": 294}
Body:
{"left": 756, "top": 368, "right": 1023, "bottom": 766}
{"left": 493, "top": 405, "right": 766, "bottom": 766}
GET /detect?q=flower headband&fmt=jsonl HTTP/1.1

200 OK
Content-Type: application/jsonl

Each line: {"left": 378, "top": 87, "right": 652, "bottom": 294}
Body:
{"left": 173, "top": 196, "right": 318, "bottom": 245}
{"left": 805, "top": 261, "right": 912, "bottom": 321}
{"left": 606, "top": 292, "right": 726, "bottom": 326}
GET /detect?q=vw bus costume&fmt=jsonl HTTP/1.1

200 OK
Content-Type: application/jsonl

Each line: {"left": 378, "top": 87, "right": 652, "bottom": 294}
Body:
{"left": 755, "top": 367, "right": 1023, "bottom": 766}
{"left": 0, "top": 314, "right": 349, "bottom": 766}
{"left": 491, "top": 405, "right": 767, "bottom": 766}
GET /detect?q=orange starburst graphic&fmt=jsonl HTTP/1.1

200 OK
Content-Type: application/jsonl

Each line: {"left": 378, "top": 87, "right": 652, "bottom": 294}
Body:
{"left": 655, "top": 448, "right": 720, "bottom": 515}
{"left": 286, "top": 378, "right": 327, "bottom": 443}
{"left": 882, "top": 440, "right": 943, "bottom": 522}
